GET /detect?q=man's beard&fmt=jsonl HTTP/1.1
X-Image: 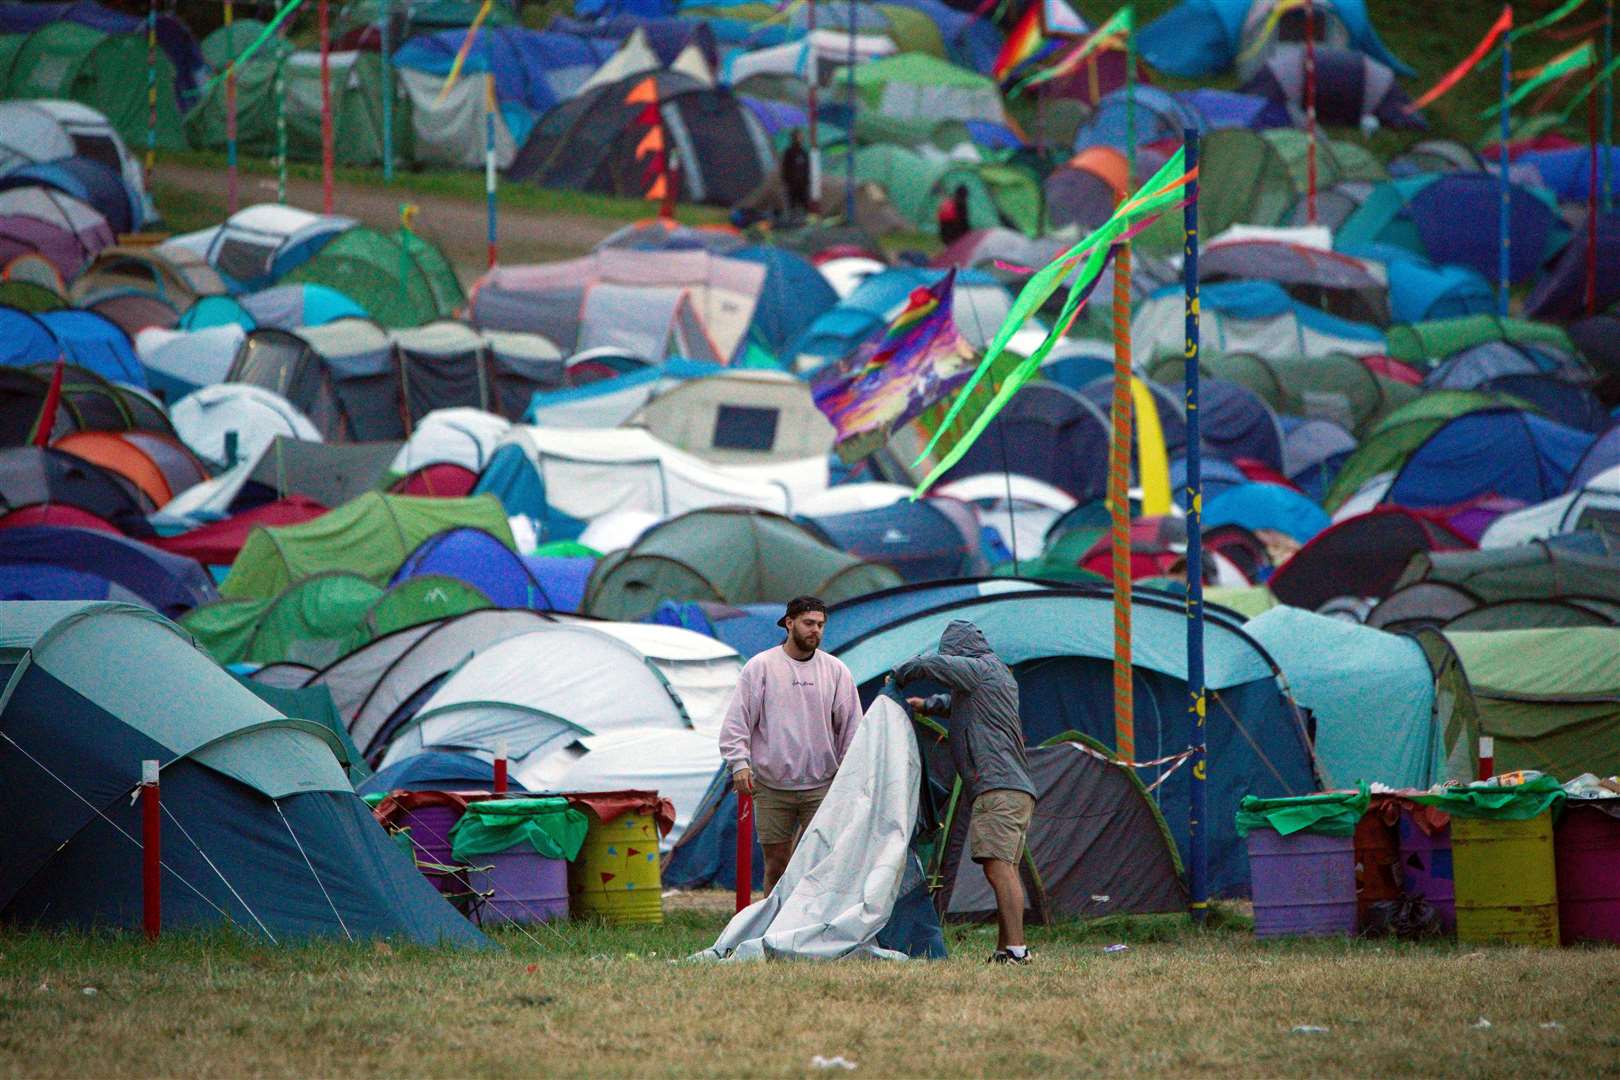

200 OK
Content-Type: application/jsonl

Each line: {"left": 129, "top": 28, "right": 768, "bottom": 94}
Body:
{"left": 790, "top": 631, "right": 820, "bottom": 655}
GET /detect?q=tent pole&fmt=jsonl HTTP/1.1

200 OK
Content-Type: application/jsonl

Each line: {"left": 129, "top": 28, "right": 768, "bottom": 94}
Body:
{"left": 319, "top": 0, "right": 334, "bottom": 214}
{"left": 142, "top": 760, "right": 161, "bottom": 940}
{"left": 146, "top": 0, "right": 157, "bottom": 185}
{"left": 226, "top": 1, "right": 239, "bottom": 215}
{"left": 1498, "top": 8, "right": 1513, "bottom": 316}
{"left": 382, "top": 0, "right": 393, "bottom": 183}
{"left": 1182, "top": 127, "right": 1208, "bottom": 924}
{"left": 846, "top": 0, "right": 857, "bottom": 223}
{"left": 1109, "top": 16, "right": 1137, "bottom": 761}
{"left": 1304, "top": 0, "right": 1318, "bottom": 225}
{"left": 486, "top": 74, "right": 498, "bottom": 270}
{"left": 999, "top": 423, "right": 1018, "bottom": 574}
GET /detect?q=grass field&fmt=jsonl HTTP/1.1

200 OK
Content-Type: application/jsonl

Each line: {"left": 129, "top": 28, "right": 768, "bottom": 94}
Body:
{"left": 2, "top": 894, "right": 1615, "bottom": 1078}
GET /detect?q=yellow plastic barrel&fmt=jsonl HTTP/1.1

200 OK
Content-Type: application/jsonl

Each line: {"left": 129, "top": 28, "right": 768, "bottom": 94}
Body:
{"left": 1451, "top": 812, "right": 1559, "bottom": 946}
{"left": 568, "top": 808, "right": 664, "bottom": 924}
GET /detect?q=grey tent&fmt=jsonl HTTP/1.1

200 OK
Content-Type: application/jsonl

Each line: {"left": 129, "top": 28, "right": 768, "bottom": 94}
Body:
{"left": 157, "top": 436, "right": 403, "bottom": 523}
{"left": 933, "top": 732, "right": 1187, "bottom": 922}
{"left": 1240, "top": 46, "right": 1422, "bottom": 131}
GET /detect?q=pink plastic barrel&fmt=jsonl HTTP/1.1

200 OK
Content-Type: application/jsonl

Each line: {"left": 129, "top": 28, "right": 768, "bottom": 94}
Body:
{"left": 1398, "top": 812, "right": 1455, "bottom": 933}
{"left": 1555, "top": 805, "right": 1620, "bottom": 945}
{"left": 1247, "top": 829, "right": 1357, "bottom": 937}
{"left": 466, "top": 851, "right": 570, "bottom": 925}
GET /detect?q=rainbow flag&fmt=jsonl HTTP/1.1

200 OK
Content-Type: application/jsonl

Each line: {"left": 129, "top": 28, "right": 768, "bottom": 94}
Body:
{"left": 812, "top": 270, "right": 974, "bottom": 463}
{"left": 992, "top": 0, "right": 1089, "bottom": 82}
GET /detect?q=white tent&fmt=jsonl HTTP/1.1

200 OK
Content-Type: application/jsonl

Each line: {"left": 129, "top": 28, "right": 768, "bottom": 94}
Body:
{"left": 169, "top": 382, "right": 321, "bottom": 466}
{"left": 588, "top": 621, "right": 741, "bottom": 733}
{"left": 629, "top": 369, "right": 837, "bottom": 465}
{"left": 398, "top": 68, "right": 519, "bottom": 170}
{"left": 521, "top": 727, "right": 721, "bottom": 847}
{"left": 166, "top": 203, "right": 356, "bottom": 288}
{"left": 135, "top": 324, "right": 245, "bottom": 399}
{"left": 484, "top": 425, "right": 820, "bottom": 525}
{"left": 1479, "top": 466, "right": 1620, "bottom": 549}
{"left": 722, "top": 29, "right": 896, "bottom": 87}
{"left": 390, "top": 407, "right": 512, "bottom": 474}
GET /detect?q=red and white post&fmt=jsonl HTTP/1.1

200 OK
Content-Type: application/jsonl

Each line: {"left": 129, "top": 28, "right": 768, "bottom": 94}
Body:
{"left": 1478, "top": 736, "right": 1495, "bottom": 781}
{"left": 493, "top": 739, "right": 508, "bottom": 795}
{"left": 141, "top": 759, "right": 160, "bottom": 940}
{"left": 735, "top": 792, "right": 753, "bottom": 912}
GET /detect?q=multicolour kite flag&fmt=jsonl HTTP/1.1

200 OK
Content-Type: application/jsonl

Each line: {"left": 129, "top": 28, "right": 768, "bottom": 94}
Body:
{"left": 910, "top": 149, "right": 1196, "bottom": 496}
{"left": 811, "top": 270, "right": 975, "bottom": 463}
{"left": 1009, "top": 5, "right": 1131, "bottom": 97}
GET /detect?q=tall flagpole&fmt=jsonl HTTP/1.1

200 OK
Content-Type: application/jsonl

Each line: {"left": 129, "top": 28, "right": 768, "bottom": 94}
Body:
{"left": 1606, "top": 0, "right": 1615, "bottom": 210}
{"left": 807, "top": 0, "right": 821, "bottom": 213}
{"left": 1498, "top": 7, "right": 1513, "bottom": 315}
{"left": 226, "top": 1, "right": 239, "bottom": 214}
{"left": 1183, "top": 126, "right": 1207, "bottom": 924}
{"left": 485, "top": 74, "right": 498, "bottom": 269}
{"left": 319, "top": 0, "right": 334, "bottom": 213}
{"left": 1110, "top": 13, "right": 1137, "bottom": 762}
{"left": 1304, "top": 0, "right": 1318, "bottom": 224}
{"left": 275, "top": 52, "right": 287, "bottom": 203}
{"left": 846, "top": 0, "right": 857, "bottom": 222}
{"left": 145, "top": 0, "right": 157, "bottom": 184}
{"left": 382, "top": 0, "right": 394, "bottom": 183}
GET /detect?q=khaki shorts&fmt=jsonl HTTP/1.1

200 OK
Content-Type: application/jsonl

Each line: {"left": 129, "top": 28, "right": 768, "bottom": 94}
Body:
{"left": 753, "top": 782, "right": 832, "bottom": 846}
{"left": 969, "top": 789, "right": 1035, "bottom": 864}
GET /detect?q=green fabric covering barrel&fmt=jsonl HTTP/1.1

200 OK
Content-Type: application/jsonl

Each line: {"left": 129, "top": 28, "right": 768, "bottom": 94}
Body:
{"left": 569, "top": 806, "right": 664, "bottom": 924}
{"left": 1237, "top": 786, "right": 1368, "bottom": 938}
{"left": 451, "top": 798, "right": 588, "bottom": 925}
{"left": 1413, "top": 778, "right": 1565, "bottom": 947}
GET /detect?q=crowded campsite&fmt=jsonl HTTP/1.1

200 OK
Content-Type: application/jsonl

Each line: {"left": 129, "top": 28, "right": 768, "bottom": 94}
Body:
{"left": 0, "top": 0, "right": 1617, "bottom": 1074}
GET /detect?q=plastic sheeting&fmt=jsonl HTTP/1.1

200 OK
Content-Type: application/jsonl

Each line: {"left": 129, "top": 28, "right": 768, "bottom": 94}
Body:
{"left": 696, "top": 691, "right": 919, "bottom": 961}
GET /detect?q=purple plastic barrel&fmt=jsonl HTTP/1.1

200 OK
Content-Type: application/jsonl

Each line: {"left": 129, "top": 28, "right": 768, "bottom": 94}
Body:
{"left": 405, "top": 804, "right": 469, "bottom": 895}
{"left": 467, "top": 850, "right": 570, "bottom": 925}
{"left": 1247, "top": 829, "right": 1357, "bottom": 937}
{"left": 1555, "top": 805, "right": 1620, "bottom": 945}
{"left": 1397, "top": 812, "right": 1456, "bottom": 933}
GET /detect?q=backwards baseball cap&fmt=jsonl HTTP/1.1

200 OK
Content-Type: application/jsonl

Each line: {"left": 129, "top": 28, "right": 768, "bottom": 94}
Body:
{"left": 778, "top": 595, "right": 827, "bottom": 628}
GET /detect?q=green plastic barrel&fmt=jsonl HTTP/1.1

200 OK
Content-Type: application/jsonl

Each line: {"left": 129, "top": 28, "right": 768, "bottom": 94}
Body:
{"left": 1451, "top": 812, "right": 1559, "bottom": 946}
{"left": 568, "top": 808, "right": 663, "bottom": 924}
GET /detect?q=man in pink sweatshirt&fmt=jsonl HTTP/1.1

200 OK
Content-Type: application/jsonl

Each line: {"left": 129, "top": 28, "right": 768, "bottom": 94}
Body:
{"left": 717, "top": 595, "right": 864, "bottom": 894}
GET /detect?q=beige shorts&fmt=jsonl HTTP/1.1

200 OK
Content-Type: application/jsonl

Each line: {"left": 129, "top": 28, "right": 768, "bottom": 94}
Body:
{"left": 969, "top": 789, "right": 1035, "bottom": 864}
{"left": 753, "top": 782, "right": 831, "bottom": 846}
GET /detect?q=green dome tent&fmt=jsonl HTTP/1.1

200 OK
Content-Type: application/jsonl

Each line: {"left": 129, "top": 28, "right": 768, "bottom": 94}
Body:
{"left": 221, "top": 492, "right": 515, "bottom": 600}
{"left": 284, "top": 227, "right": 462, "bottom": 329}
{"left": 3, "top": 23, "right": 186, "bottom": 151}
{"left": 584, "top": 507, "right": 904, "bottom": 620}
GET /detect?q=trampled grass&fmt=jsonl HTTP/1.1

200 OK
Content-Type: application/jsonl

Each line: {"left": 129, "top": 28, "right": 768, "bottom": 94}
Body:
{"left": 2, "top": 895, "right": 1615, "bottom": 1078}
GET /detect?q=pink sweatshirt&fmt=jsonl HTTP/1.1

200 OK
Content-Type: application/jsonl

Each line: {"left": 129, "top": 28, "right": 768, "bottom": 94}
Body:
{"left": 717, "top": 646, "right": 864, "bottom": 791}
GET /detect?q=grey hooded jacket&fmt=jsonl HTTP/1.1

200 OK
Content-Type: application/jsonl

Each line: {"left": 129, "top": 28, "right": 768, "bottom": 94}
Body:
{"left": 891, "top": 619, "right": 1035, "bottom": 802}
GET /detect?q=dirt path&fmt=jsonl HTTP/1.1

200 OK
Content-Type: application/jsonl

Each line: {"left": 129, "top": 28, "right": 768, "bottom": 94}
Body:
{"left": 154, "top": 163, "right": 622, "bottom": 285}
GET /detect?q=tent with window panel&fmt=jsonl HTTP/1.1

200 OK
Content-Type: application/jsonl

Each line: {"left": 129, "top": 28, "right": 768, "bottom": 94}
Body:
{"left": 0, "top": 600, "right": 484, "bottom": 944}
{"left": 165, "top": 205, "right": 356, "bottom": 293}
{"left": 630, "top": 369, "right": 835, "bottom": 464}
{"left": 1, "top": 22, "right": 186, "bottom": 152}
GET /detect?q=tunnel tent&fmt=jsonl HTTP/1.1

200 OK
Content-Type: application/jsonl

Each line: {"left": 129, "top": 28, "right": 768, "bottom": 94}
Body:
{"left": 2, "top": 22, "right": 187, "bottom": 151}
{"left": 0, "top": 601, "right": 484, "bottom": 944}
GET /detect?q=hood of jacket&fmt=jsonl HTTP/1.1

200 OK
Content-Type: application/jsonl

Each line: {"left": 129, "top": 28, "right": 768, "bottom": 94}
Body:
{"left": 939, "top": 619, "right": 993, "bottom": 659}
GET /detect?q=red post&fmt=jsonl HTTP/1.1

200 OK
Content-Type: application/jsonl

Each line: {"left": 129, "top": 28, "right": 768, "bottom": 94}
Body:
{"left": 493, "top": 740, "right": 508, "bottom": 794}
{"left": 319, "top": 0, "right": 333, "bottom": 214}
{"left": 735, "top": 791, "right": 753, "bottom": 912}
{"left": 1478, "top": 735, "right": 1495, "bottom": 782}
{"left": 141, "top": 760, "right": 160, "bottom": 940}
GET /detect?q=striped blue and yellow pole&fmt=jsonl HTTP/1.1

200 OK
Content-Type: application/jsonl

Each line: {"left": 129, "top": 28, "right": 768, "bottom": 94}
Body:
{"left": 226, "top": 1, "right": 239, "bottom": 214}
{"left": 275, "top": 53, "right": 287, "bottom": 203}
{"left": 1499, "top": 6, "right": 1514, "bottom": 315}
{"left": 1182, "top": 126, "right": 1208, "bottom": 923}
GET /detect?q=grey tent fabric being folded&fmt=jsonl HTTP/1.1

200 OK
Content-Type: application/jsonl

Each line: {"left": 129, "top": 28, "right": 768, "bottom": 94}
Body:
{"left": 695, "top": 691, "right": 920, "bottom": 962}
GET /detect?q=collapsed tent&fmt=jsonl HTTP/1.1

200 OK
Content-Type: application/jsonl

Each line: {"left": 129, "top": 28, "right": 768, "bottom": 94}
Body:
{"left": 0, "top": 601, "right": 483, "bottom": 944}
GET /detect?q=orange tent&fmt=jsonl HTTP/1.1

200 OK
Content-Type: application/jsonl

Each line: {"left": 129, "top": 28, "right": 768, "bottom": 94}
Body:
{"left": 55, "top": 430, "right": 177, "bottom": 505}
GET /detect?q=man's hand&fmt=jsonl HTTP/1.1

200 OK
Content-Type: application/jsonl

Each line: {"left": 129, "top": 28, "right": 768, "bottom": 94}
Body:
{"left": 733, "top": 766, "right": 755, "bottom": 797}
{"left": 906, "top": 697, "right": 927, "bottom": 713}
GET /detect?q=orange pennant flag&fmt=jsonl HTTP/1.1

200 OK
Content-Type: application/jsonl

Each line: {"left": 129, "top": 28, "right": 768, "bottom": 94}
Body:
{"left": 635, "top": 125, "right": 665, "bottom": 159}
{"left": 624, "top": 76, "right": 658, "bottom": 105}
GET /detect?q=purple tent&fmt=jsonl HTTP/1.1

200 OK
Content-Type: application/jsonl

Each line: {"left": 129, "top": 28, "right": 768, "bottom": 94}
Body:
{"left": 1177, "top": 88, "right": 1290, "bottom": 130}
{"left": 0, "top": 186, "right": 113, "bottom": 281}
{"left": 1240, "top": 45, "right": 1423, "bottom": 130}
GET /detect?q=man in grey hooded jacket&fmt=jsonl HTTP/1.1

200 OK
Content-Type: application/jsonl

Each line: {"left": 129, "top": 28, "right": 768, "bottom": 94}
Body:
{"left": 891, "top": 619, "right": 1036, "bottom": 964}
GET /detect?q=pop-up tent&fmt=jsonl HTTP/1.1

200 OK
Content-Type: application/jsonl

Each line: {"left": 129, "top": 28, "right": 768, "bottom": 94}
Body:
{"left": 0, "top": 601, "right": 484, "bottom": 944}
{"left": 220, "top": 491, "right": 515, "bottom": 599}
{"left": 165, "top": 204, "right": 356, "bottom": 293}
{"left": 583, "top": 507, "right": 903, "bottom": 620}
